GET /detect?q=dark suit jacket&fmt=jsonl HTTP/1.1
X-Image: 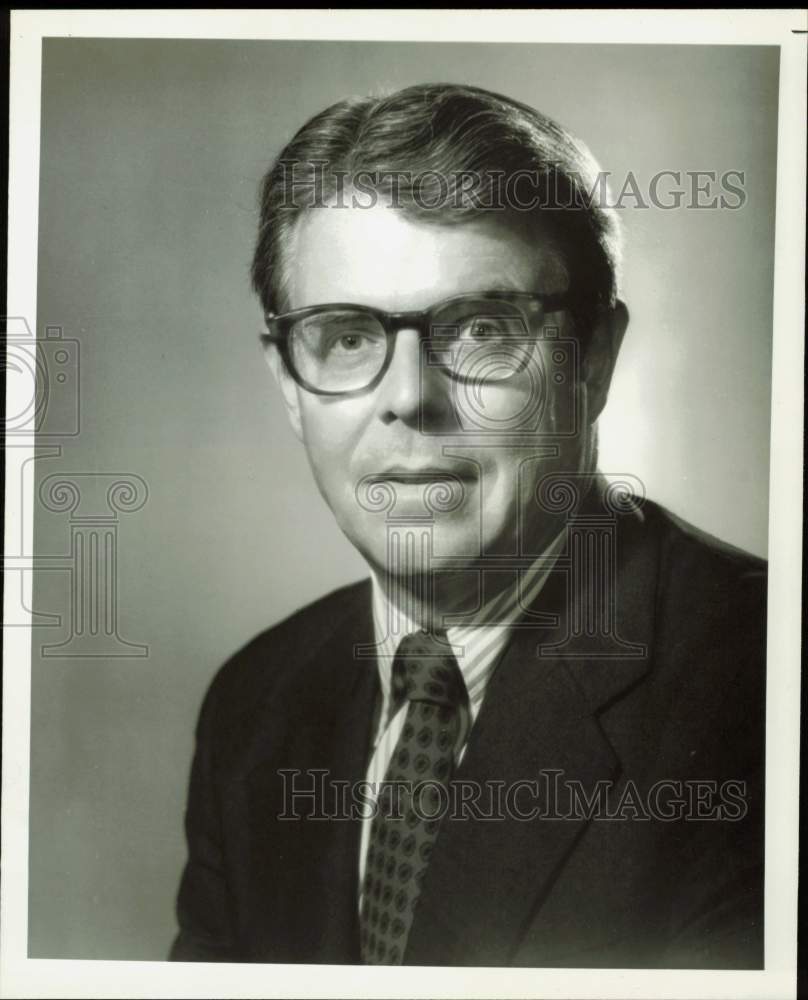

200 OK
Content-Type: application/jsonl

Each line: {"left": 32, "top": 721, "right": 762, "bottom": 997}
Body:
{"left": 169, "top": 495, "right": 766, "bottom": 968}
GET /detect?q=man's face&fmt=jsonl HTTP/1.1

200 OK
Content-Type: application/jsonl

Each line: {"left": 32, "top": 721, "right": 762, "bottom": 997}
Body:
{"left": 269, "top": 203, "right": 622, "bottom": 585}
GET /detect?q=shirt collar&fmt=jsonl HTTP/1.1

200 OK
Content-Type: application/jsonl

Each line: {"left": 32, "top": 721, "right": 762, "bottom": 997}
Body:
{"left": 370, "top": 528, "right": 567, "bottom": 720}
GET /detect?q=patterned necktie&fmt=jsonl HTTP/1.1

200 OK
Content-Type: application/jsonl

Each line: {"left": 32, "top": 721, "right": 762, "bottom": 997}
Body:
{"left": 360, "top": 629, "right": 469, "bottom": 965}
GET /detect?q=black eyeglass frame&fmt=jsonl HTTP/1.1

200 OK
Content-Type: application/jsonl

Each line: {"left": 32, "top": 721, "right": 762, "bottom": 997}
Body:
{"left": 259, "top": 290, "right": 570, "bottom": 398}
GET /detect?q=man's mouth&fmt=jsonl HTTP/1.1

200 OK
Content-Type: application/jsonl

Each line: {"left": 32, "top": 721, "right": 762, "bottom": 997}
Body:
{"left": 366, "top": 467, "right": 474, "bottom": 485}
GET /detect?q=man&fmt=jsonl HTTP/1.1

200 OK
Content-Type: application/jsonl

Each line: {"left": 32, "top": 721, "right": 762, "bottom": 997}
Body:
{"left": 170, "top": 83, "right": 766, "bottom": 968}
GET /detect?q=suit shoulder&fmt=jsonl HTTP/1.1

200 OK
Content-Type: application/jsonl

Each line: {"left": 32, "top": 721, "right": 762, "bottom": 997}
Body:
{"left": 641, "top": 499, "right": 767, "bottom": 701}
{"left": 644, "top": 500, "right": 766, "bottom": 595}
{"left": 200, "top": 577, "right": 371, "bottom": 721}
{"left": 231, "top": 577, "right": 372, "bottom": 663}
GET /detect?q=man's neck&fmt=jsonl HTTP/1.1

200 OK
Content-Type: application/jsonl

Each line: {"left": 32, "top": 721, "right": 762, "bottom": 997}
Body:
{"left": 370, "top": 528, "right": 570, "bottom": 629}
{"left": 369, "top": 469, "right": 607, "bottom": 627}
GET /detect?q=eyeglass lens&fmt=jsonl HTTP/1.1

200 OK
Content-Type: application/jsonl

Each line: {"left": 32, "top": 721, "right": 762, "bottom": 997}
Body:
{"left": 288, "top": 296, "right": 536, "bottom": 394}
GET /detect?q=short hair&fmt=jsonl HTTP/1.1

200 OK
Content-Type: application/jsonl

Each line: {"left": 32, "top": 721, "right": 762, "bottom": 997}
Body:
{"left": 251, "top": 82, "right": 622, "bottom": 335}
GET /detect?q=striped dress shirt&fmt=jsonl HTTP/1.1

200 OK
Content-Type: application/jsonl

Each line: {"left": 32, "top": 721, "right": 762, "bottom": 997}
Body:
{"left": 358, "top": 530, "right": 567, "bottom": 894}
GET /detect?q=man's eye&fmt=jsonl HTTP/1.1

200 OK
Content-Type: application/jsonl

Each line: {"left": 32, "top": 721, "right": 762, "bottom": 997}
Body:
{"left": 319, "top": 328, "right": 384, "bottom": 360}
{"left": 337, "top": 333, "right": 364, "bottom": 350}
{"left": 327, "top": 332, "right": 378, "bottom": 353}
{"left": 458, "top": 317, "right": 509, "bottom": 339}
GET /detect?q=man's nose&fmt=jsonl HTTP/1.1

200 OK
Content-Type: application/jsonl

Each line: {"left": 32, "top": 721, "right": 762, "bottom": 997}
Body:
{"left": 375, "top": 328, "right": 445, "bottom": 426}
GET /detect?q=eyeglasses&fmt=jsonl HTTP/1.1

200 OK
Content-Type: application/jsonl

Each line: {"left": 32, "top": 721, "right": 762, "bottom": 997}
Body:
{"left": 260, "top": 290, "right": 569, "bottom": 397}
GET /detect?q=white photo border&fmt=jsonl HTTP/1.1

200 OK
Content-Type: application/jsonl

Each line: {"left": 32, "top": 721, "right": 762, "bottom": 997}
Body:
{"left": 3, "top": 9, "right": 805, "bottom": 1000}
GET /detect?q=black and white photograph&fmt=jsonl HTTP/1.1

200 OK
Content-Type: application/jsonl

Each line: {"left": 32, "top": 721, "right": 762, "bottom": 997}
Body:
{"left": 2, "top": 9, "right": 804, "bottom": 999}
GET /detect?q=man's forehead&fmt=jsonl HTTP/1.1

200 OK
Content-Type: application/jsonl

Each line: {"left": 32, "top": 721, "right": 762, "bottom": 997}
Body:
{"left": 286, "top": 202, "right": 569, "bottom": 312}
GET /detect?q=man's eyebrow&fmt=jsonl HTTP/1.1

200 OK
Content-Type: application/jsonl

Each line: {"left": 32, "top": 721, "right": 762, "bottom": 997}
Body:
{"left": 317, "top": 309, "right": 379, "bottom": 324}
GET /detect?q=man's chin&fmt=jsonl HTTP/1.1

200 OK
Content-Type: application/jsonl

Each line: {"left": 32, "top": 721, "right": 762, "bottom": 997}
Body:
{"left": 343, "top": 519, "right": 509, "bottom": 578}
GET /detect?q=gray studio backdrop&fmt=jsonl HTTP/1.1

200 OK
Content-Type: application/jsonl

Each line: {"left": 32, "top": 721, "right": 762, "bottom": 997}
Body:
{"left": 29, "top": 39, "right": 778, "bottom": 959}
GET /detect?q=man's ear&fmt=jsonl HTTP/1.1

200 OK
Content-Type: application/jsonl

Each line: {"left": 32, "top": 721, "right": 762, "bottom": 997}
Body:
{"left": 581, "top": 300, "right": 629, "bottom": 423}
{"left": 263, "top": 342, "right": 304, "bottom": 441}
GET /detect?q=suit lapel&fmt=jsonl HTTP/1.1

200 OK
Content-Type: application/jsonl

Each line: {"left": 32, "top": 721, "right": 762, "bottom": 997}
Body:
{"left": 237, "top": 484, "right": 661, "bottom": 964}
{"left": 406, "top": 497, "right": 660, "bottom": 966}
